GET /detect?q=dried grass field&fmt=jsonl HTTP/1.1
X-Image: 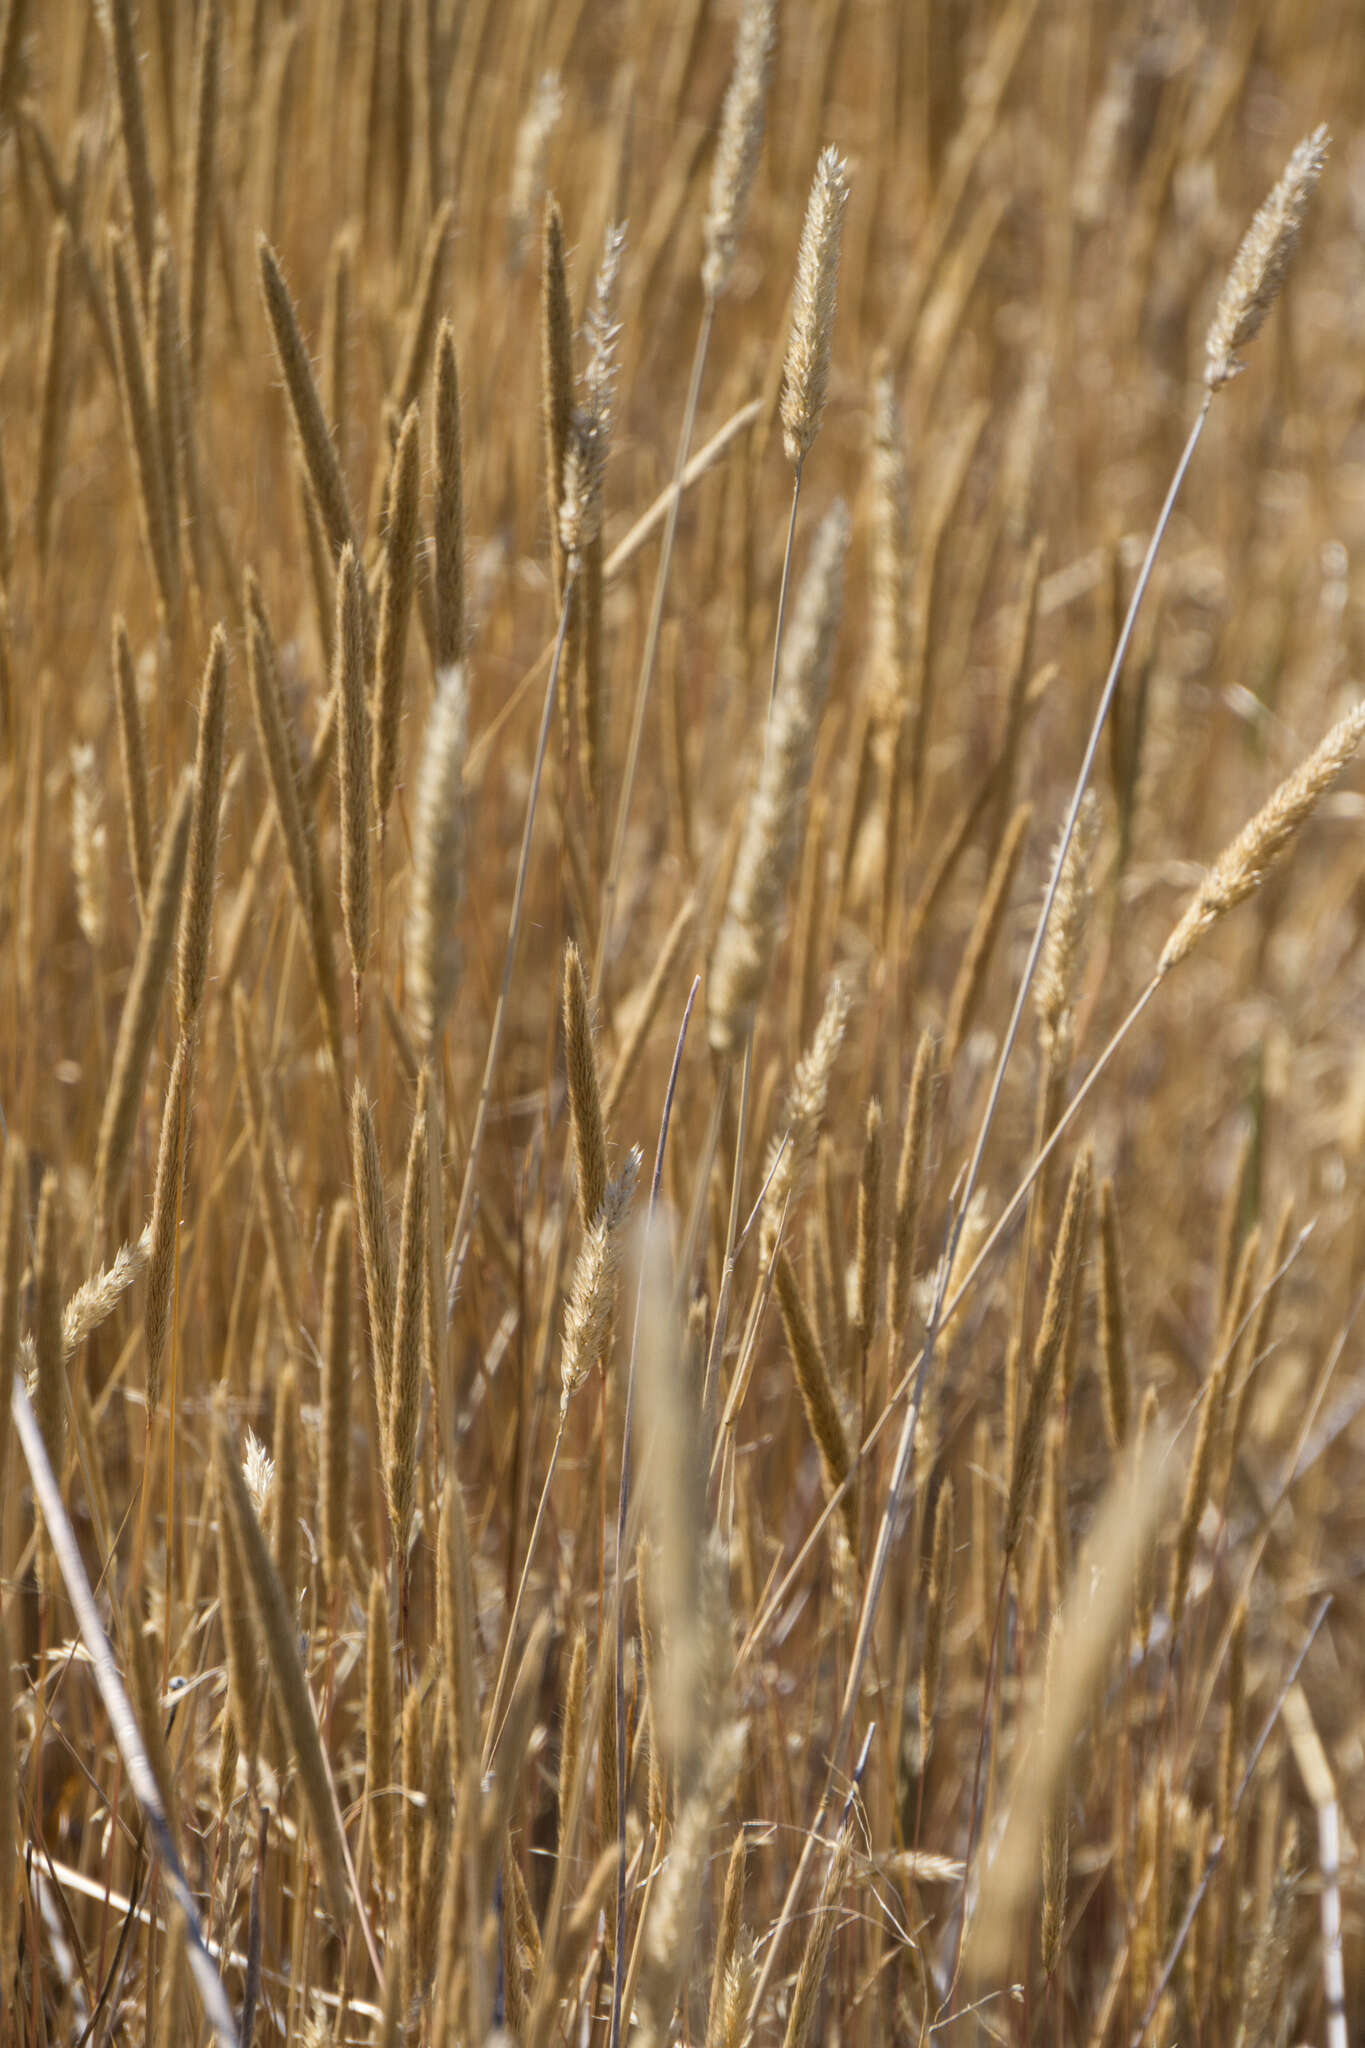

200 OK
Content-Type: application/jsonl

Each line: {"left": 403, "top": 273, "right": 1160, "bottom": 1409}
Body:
{"left": 1, "top": 0, "right": 1365, "bottom": 2042}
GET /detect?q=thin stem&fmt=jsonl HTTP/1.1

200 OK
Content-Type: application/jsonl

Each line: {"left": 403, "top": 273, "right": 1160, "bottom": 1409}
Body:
{"left": 595, "top": 297, "right": 716, "bottom": 1000}
{"left": 704, "top": 455, "right": 806, "bottom": 1438}
{"left": 482, "top": 1417, "right": 565, "bottom": 1770}
{"left": 701, "top": 1034, "right": 753, "bottom": 1425}
{"left": 608, "top": 976, "right": 701, "bottom": 2048}
{"left": 444, "top": 569, "right": 577, "bottom": 1316}
{"left": 769, "top": 464, "right": 803, "bottom": 710}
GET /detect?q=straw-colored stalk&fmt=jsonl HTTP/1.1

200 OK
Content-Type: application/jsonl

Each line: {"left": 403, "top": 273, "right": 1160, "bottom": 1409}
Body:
{"left": 398, "top": 1685, "right": 425, "bottom": 2008}
{"left": 352, "top": 1083, "right": 396, "bottom": 1435}
{"left": 335, "top": 542, "right": 371, "bottom": 991}
{"left": 216, "top": 1456, "right": 264, "bottom": 1779}
{"left": 434, "top": 318, "right": 465, "bottom": 670}
{"left": 437, "top": 1478, "right": 478, "bottom": 1774}
{"left": 1039, "top": 1617, "right": 1069, "bottom": 1978}
{"left": 320, "top": 229, "right": 350, "bottom": 470}
{"left": 149, "top": 243, "right": 182, "bottom": 583}
{"left": 143, "top": 1033, "right": 191, "bottom": 1414}
{"left": 774, "top": 1251, "right": 858, "bottom": 1561}
{"left": 94, "top": 772, "right": 193, "bottom": 1241}
{"left": 1169, "top": 1338, "right": 1235, "bottom": 1636}
{"left": 406, "top": 663, "right": 468, "bottom": 1053}
{"left": 854, "top": 1096, "right": 883, "bottom": 1361}
{"left": 0, "top": 1142, "right": 22, "bottom": 1486}
{"left": 919, "top": 1477, "right": 954, "bottom": 1761}
{"left": 888, "top": 1031, "right": 934, "bottom": 1342}
{"left": 1003, "top": 1150, "right": 1092, "bottom": 1560}
{"left": 988, "top": 537, "right": 1045, "bottom": 851}
{"left": 1096, "top": 1178, "right": 1131, "bottom": 1452}
{"left": 1228, "top": 1194, "right": 1294, "bottom": 1466}
{"left": 0, "top": 1601, "right": 15, "bottom": 1990}
{"left": 270, "top": 1365, "right": 301, "bottom": 1641}
{"left": 541, "top": 198, "right": 574, "bottom": 621}
{"left": 1215, "top": 1126, "right": 1258, "bottom": 1333}
{"left": 596, "top": 1620, "right": 619, "bottom": 1861}
{"left": 366, "top": 1569, "right": 395, "bottom": 1897}
{"left": 183, "top": 0, "right": 220, "bottom": 383}
{"left": 373, "top": 402, "right": 422, "bottom": 834}
{"left": 0, "top": 586, "right": 11, "bottom": 752}
{"left": 1133, "top": 1385, "right": 1160, "bottom": 1655}
{"left": 34, "top": 217, "right": 71, "bottom": 574}
{"left": 177, "top": 626, "right": 229, "bottom": 1036}
{"left": 108, "top": 227, "right": 177, "bottom": 620}
{"left": 319, "top": 1199, "right": 351, "bottom": 1602}
{"left": 563, "top": 939, "right": 607, "bottom": 1229}
{"left": 416, "top": 1703, "right": 454, "bottom": 2001}
{"left": 385, "top": 1081, "right": 429, "bottom": 1563}
{"left": 112, "top": 617, "right": 154, "bottom": 918}
{"left": 33, "top": 1172, "right": 64, "bottom": 1502}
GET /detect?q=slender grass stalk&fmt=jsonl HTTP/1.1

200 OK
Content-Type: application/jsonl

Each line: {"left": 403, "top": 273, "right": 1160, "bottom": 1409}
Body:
{"left": 595, "top": 296, "right": 714, "bottom": 995}
{"left": 444, "top": 573, "right": 577, "bottom": 1315}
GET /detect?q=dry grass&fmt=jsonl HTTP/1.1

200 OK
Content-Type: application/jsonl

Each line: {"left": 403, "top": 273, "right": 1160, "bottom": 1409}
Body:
{"left": 2, "top": 3, "right": 1365, "bottom": 2045}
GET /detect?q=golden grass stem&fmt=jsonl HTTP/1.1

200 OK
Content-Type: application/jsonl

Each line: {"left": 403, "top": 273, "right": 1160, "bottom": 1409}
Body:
{"left": 594, "top": 292, "right": 715, "bottom": 997}
{"left": 442, "top": 570, "right": 578, "bottom": 1316}
{"left": 94, "top": 772, "right": 194, "bottom": 1244}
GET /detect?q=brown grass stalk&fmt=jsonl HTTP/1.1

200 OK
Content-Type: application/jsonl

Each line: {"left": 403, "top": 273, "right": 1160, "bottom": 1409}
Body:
{"left": 94, "top": 772, "right": 193, "bottom": 1242}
